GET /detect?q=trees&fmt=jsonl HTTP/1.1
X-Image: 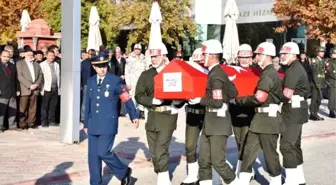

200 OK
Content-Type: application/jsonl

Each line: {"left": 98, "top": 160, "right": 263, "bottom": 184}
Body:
{"left": 272, "top": 0, "right": 336, "bottom": 44}
{"left": 0, "top": 0, "right": 41, "bottom": 44}
{"left": 1, "top": 0, "right": 197, "bottom": 49}
{"left": 39, "top": 0, "right": 116, "bottom": 48}
{"left": 108, "top": 0, "right": 198, "bottom": 51}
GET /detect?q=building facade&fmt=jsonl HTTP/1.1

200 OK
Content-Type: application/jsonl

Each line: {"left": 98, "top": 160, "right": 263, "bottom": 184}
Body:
{"left": 182, "top": 0, "right": 310, "bottom": 56}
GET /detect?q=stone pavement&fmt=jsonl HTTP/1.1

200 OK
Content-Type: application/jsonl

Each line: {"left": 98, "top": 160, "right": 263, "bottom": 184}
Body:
{"left": 55, "top": 136, "right": 336, "bottom": 185}
{"left": 0, "top": 102, "right": 335, "bottom": 185}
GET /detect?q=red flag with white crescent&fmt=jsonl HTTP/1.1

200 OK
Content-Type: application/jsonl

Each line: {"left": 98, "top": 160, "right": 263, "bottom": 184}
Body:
{"left": 220, "top": 65, "right": 284, "bottom": 97}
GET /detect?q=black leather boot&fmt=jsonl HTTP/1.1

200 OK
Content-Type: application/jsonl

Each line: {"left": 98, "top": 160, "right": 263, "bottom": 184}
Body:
{"left": 329, "top": 110, "right": 336, "bottom": 118}
{"left": 309, "top": 113, "right": 319, "bottom": 121}
{"left": 180, "top": 180, "right": 199, "bottom": 185}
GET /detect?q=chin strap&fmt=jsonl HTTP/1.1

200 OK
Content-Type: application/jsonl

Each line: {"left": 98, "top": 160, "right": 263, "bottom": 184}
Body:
{"left": 154, "top": 55, "right": 166, "bottom": 73}
{"left": 152, "top": 55, "right": 164, "bottom": 68}
{"left": 204, "top": 53, "right": 209, "bottom": 66}
{"left": 257, "top": 55, "right": 266, "bottom": 69}
{"left": 280, "top": 53, "right": 292, "bottom": 65}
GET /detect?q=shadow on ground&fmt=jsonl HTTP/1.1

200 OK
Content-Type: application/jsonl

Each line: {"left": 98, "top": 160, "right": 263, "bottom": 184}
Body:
{"left": 35, "top": 162, "right": 73, "bottom": 185}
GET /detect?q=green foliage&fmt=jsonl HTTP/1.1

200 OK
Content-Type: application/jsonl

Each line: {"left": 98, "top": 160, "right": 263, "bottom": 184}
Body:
{"left": 108, "top": 0, "right": 198, "bottom": 52}
{"left": 273, "top": 0, "right": 336, "bottom": 43}
{"left": 39, "top": 0, "right": 118, "bottom": 48}
{"left": 0, "top": 0, "right": 42, "bottom": 44}
{"left": 39, "top": 0, "right": 198, "bottom": 50}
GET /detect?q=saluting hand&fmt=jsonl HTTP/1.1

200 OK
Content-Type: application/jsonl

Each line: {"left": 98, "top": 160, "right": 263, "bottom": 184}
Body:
{"left": 132, "top": 119, "right": 139, "bottom": 129}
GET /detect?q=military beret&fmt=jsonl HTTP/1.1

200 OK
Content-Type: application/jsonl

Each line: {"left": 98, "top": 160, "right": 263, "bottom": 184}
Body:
{"left": 91, "top": 55, "right": 109, "bottom": 65}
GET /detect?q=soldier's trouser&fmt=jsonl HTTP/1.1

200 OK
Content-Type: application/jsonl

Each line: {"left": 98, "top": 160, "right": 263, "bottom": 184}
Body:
{"left": 232, "top": 125, "right": 249, "bottom": 160}
{"left": 240, "top": 131, "right": 281, "bottom": 177}
{"left": 199, "top": 135, "right": 235, "bottom": 184}
{"left": 146, "top": 130, "right": 174, "bottom": 173}
{"left": 185, "top": 123, "right": 202, "bottom": 163}
{"left": 328, "top": 87, "right": 336, "bottom": 110}
{"left": 88, "top": 134, "right": 127, "bottom": 185}
{"left": 309, "top": 86, "right": 322, "bottom": 114}
{"left": 280, "top": 124, "right": 303, "bottom": 168}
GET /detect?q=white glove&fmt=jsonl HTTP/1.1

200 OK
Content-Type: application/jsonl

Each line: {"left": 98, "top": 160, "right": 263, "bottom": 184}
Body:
{"left": 188, "top": 97, "right": 201, "bottom": 105}
{"left": 229, "top": 99, "right": 236, "bottom": 105}
{"left": 172, "top": 100, "right": 182, "bottom": 105}
{"left": 152, "top": 98, "right": 163, "bottom": 105}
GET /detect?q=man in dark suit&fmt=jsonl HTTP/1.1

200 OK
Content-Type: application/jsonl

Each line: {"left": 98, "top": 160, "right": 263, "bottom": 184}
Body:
{"left": 109, "top": 46, "right": 126, "bottom": 78}
{"left": 84, "top": 55, "right": 139, "bottom": 185}
{"left": 80, "top": 53, "right": 97, "bottom": 122}
{"left": 0, "top": 50, "right": 19, "bottom": 132}
{"left": 109, "top": 46, "right": 127, "bottom": 116}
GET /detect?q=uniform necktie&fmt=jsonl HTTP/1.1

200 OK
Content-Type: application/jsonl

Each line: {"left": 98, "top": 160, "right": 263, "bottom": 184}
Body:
{"left": 5, "top": 64, "right": 12, "bottom": 77}
{"left": 98, "top": 78, "right": 102, "bottom": 87}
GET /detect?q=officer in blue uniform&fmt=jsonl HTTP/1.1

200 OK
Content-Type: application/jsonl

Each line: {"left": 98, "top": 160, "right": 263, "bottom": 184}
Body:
{"left": 84, "top": 55, "right": 139, "bottom": 185}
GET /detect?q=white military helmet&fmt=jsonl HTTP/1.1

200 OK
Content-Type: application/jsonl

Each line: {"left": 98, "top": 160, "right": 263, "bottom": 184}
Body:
{"left": 160, "top": 42, "right": 168, "bottom": 55}
{"left": 192, "top": 48, "right": 203, "bottom": 61}
{"left": 238, "top": 44, "right": 253, "bottom": 57}
{"left": 201, "top": 39, "right": 223, "bottom": 54}
{"left": 148, "top": 42, "right": 168, "bottom": 56}
{"left": 280, "top": 42, "right": 300, "bottom": 55}
{"left": 254, "top": 42, "right": 276, "bottom": 56}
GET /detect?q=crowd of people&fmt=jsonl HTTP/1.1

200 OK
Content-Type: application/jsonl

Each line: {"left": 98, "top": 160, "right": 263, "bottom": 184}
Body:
{"left": 1, "top": 40, "right": 335, "bottom": 185}
{"left": 0, "top": 44, "right": 62, "bottom": 131}
{"left": 0, "top": 43, "right": 151, "bottom": 132}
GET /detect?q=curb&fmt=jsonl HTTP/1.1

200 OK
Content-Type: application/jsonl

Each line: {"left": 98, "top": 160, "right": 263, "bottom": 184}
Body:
{"left": 8, "top": 132, "right": 336, "bottom": 185}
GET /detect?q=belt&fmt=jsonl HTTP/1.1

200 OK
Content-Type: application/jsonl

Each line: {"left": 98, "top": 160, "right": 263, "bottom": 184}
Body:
{"left": 289, "top": 95, "right": 305, "bottom": 108}
{"left": 185, "top": 107, "right": 205, "bottom": 114}
{"left": 291, "top": 95, "right": 305, "bottom": 101}
{"left": 150, "top": 106, "right": 172, "bottom": 112}
{"left": 255, "top": 104, "right": 280, "bottom": 117}
{"left": 206, "top": 103, "right": 228, "bottom": 113}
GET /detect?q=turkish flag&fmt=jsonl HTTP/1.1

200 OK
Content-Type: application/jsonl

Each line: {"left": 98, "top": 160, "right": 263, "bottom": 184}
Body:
{"left": 221, "top": 65, "right": 284, "bottom": 97}
{"left": 154, "top": 59, "right": 208, "bottom": 99}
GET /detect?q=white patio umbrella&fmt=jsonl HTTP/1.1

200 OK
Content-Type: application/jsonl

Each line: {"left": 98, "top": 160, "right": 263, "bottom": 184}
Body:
{"left": 222, "top": 0, "right": 240, "bottom": 64}
{"left": 87, "top": 6, "right": 103, "bottom": 52}
{"left": 19, "top": 9, "right": 31, "bottom": 48}
{"left": 148, "top": 1, "right": 162, "bottom": 51}
{"left": 143, "top": 1, "right": 163, "bottom": 123}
